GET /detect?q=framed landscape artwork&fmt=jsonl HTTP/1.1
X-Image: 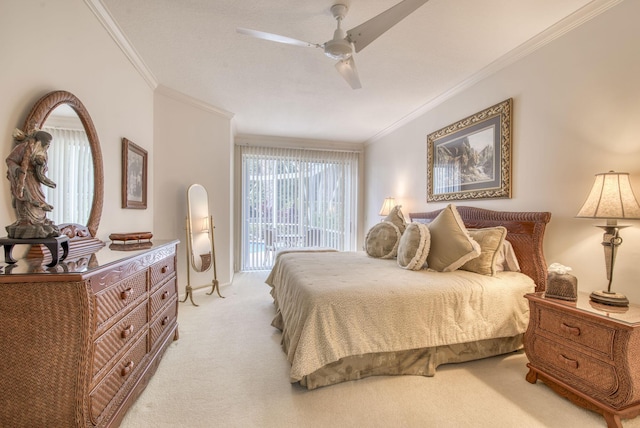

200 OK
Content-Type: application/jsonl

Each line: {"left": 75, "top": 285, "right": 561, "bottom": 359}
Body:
{"left": 122, "top": 138, "right": 147, "bottom": 209}
{"left": 427, "top": 98, "right": 512, "bottom": 202}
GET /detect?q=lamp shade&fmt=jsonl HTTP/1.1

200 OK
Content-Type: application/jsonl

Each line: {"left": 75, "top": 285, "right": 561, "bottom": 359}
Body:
{"left": 576, "top": 171, "right": 640, "bottom": 219}
{"left": 379, "top": 197, "right": 396, "bottom": 216}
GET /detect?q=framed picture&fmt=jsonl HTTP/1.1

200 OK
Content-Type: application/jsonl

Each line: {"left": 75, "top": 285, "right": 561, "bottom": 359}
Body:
{"left": 122, "top": 138, "right": 147, "bottom": 209}
{"left": 427, "top": 98, "right": 512, "bottom": 202}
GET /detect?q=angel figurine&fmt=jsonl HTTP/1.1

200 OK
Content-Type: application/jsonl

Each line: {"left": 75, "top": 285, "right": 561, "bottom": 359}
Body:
{"left": 5, "top": 128, "right": 60, "bottom": 239}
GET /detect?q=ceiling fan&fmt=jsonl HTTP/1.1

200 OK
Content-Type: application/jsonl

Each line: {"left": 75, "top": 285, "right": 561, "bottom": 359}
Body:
{"left": 237, "top": 0, "right": 430, "bottom": 89}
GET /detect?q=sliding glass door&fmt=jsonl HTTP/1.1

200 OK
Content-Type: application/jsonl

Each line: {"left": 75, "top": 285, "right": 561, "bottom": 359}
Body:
{"left": 238, "top": 145, "right": 358, "bottom": 271}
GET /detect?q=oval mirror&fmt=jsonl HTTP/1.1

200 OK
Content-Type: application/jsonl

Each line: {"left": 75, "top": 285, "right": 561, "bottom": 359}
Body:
{"left": 187, "top": 184, "right": 212, "bottom": 272}
{"left": 22, "top": 90, "right": 104, "bottom": 251}
{"left": 41, "top": 104, "right": 93, "bottom": 226}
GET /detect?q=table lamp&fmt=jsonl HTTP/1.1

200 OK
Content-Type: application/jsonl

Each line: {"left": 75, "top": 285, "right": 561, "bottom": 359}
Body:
{"left": 576, "top": 171, "right": 640, "bottom": 306}
{"left": 379, "top": 197, "right": 396, "bottom": 217}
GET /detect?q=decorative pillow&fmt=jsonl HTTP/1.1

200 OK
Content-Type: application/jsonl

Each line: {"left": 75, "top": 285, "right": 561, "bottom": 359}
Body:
{"left": 460, "top": 227, "right": 508, "bottom": 276}
{"left": 426, "top": 204, "right": 481, "bottom": 272}
{"left": 364, "top": 221, "right": 401, "bottom": 259}
{"left": 397, "top": 223, "right": 430, "bottom": 270}
{"left": 384, "top": 205, "right": 407, "bottom": 234}
{"left": 494, "top": 240, "right": 521, "bottom": 272}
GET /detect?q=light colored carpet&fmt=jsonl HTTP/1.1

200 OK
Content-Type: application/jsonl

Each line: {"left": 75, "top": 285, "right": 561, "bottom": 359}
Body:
{"left": 121, "top": 272, "right": 640, "bottom": 428}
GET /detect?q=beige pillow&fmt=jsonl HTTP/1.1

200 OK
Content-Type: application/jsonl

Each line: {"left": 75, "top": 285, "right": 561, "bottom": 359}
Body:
{"left": 384, "top": 205, "right": 407, "bottom": 234}
{"left": 364, "top": 221, "right": 401, "bottom": 259}
{"left": 426, "top": 204, "right": 481, "bottom": 272}
{"left": 461, "top": 227, "right": 507, "bottom": 276}
{"left": 397, "top": 223, "right": 430, "bottom": 270}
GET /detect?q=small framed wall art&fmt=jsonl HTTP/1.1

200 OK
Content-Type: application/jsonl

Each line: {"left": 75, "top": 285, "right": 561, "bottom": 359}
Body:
{"left": 122, "top": 138, "right": 147, "bottom": 209}
{"left": 427, "top": 98, "right": 512, "bottom": 202}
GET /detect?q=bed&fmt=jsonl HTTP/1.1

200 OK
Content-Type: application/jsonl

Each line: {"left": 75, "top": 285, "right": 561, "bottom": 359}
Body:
{"left": 266, "top": 205, "right": 551, "bottom": 389}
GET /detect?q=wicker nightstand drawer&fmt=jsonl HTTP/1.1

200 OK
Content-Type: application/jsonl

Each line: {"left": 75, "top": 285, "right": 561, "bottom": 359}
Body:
{"left": 525, "top": 292, "right": 640, "bottom": 426}
{"left": 536, "top": 305, "right": 616, "bottom": 359}
{"left": 529, "top": 334, "right": 618, "bottom": 396}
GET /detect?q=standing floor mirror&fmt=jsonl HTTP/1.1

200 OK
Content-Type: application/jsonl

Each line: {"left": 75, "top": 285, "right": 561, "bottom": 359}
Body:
{"left": 182, "top": 184, "right": 223, "bottom": 306}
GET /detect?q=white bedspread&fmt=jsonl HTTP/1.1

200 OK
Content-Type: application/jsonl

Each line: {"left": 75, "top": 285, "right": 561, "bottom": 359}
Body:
{"left": 266, "top": 251, "right": 535, "bottom": 382}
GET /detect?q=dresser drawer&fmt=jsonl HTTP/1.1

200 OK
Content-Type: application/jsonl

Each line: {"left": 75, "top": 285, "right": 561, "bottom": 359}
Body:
{"left": 531, "top": 335, "right": 618, "bottom": 397}
{"left": 93, "top": 301, "right": 148, "bottom": 378}
{"left": 150, "top": 256, "right": 176, "bottom": 290}
{"left": 150, "top": 277, "right": 177, "bottom": 317}
{"left": 90, "top": 332, "right": 148, "bottom": 424}
{"left": 95, "top": 270, "right": 148, "bottom": 332}
{"left": 536, "top": 305, "right": 616, "bottom": 359}
{"left": 150, "top": 298, "right": 177, "bottom": 350}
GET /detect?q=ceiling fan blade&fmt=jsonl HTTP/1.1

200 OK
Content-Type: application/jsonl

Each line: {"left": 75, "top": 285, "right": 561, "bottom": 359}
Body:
{"left": 236, "top": 27, "right": 321, "bottom": 49}
{"left": 346, "top": 0, "right": 430, "bottom": 53}
{"left": 335, "top": 57, "right": 362, "bottom": 90}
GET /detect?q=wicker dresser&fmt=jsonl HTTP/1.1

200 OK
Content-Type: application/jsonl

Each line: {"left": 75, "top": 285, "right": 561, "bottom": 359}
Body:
{"left": 0, "top": 240, "right": 179, "bottom": 427}
{"left": 524, "top": 292, "right": 640, "bottom": 428}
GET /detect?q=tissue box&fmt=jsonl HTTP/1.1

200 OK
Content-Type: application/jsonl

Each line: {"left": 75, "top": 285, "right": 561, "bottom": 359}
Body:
{"left": 545, "top": 272, "right": 578, "bottom": 301}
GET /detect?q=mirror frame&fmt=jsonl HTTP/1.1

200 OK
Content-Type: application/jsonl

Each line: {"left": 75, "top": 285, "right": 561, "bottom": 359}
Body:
{"left": 22, "top": 90, "right": 104, "bottom": 239}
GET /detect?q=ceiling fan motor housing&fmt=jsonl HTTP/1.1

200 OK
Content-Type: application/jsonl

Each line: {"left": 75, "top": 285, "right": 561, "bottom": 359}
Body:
{"left": 324, "top": 28, "right": 352, "bottom": 60}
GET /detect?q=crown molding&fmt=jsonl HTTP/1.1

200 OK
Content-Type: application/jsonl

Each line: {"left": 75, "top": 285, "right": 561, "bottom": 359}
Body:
{"left": 156, "top": 85, "right": 235, "bottom": 119}
{"left": 85, "top": 0, "right": 158, "bottom": 90}
{"left": 365, "top": 0, "right": 623, "bottom": 145}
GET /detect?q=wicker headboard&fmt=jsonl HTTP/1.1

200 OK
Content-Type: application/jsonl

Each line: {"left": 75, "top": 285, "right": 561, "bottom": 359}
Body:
{"left": 410, "top": 206, "right": 552, "bottom": 292}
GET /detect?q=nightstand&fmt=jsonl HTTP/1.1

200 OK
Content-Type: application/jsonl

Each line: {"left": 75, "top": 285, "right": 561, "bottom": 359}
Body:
{"left": 524, "top": 292, "right": 640, "bottom": 428}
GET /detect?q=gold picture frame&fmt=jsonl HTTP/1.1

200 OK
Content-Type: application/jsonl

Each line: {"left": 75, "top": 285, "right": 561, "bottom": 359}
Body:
{"left": 122, "top": 138, "right": 148, "bottom": 209}
{"left": 427, "top": 98, "right": 512, "bottom": 202}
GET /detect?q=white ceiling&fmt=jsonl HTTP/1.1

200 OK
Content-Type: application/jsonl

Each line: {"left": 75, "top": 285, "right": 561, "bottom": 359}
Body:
{"left": 97, "top": 0, "right": 612, "bottom": 143}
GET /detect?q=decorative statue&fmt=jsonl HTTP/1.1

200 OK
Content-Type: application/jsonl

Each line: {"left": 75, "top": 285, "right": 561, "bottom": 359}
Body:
{"left": 5, "top": 128, "right": 60, "bottom": 239}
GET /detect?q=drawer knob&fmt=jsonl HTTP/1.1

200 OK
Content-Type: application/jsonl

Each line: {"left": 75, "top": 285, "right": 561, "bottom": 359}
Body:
{"left": 120, "top": 288, "right": 133, "bottom": 300}
{"left": 121, "top": 361, "right": 135, "bottom": 377}
{"left": 161, "top": 291, "right": 169, "bottom": 300}
{"left": 161, "top": 266, "right": 168, "bottom": 274}
{"left": 121, "top": 324, "right": 135, "bottom": 339}
{"left": 560, "top": 322, "right": 581, "bottom": 336}
{"left": 558, "top": 354, "right": 579, "bottom": 370}
{"left": 161, "top": 316, "right": 169, "bottom": 326}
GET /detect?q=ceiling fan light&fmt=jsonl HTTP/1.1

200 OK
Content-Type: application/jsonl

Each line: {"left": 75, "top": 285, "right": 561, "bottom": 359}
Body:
{"left": 324, "top": 38, "right": 352, "bottom": 60}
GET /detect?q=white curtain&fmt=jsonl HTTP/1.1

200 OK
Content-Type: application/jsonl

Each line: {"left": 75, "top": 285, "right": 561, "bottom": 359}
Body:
{"left": 43, "top": 126, "right": 93, "bottom": 226}
{"left": 238, "top": 145, "right": 358, "bottom": 271}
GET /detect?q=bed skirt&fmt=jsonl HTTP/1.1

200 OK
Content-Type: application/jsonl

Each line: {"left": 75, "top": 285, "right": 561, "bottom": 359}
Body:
{"left": 297, "top": 334, "right": 524, "bottom": 389}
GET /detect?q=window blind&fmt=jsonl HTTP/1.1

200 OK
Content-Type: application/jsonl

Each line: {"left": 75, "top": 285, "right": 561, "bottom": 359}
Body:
{"left": 43, "top": 126, "right": 93, "bottom": 226}
{"left": 238, "top": 145, "right": 358, "bottom": 271}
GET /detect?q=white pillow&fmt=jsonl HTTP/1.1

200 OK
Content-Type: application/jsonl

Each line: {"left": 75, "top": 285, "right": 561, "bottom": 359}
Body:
{"left": 494, "top": 239, "right": 521, "bottom": 272}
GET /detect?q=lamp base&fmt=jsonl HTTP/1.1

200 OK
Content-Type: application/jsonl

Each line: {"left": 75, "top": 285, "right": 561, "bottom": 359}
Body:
{"left": 589, "top": 290, "right": 629, "bottom": 307}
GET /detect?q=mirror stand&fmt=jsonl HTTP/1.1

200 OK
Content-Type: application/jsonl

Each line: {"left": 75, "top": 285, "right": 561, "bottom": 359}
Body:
{"left": 181, "top": 184, "right": 224, "bottom": 307}
{"left": 205, "top": 217, "right": 223, "bottom": 298}
{"left": 182, "top": 216, "right": 200, "bottom": 307}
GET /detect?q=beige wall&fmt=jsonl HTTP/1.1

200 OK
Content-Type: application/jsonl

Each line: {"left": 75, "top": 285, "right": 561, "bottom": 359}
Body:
{"left": 153, "top": 87, "right": 234, "bottom": 289}
{"left": 365, "top": 0, "right": 640, "bottom": 302}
